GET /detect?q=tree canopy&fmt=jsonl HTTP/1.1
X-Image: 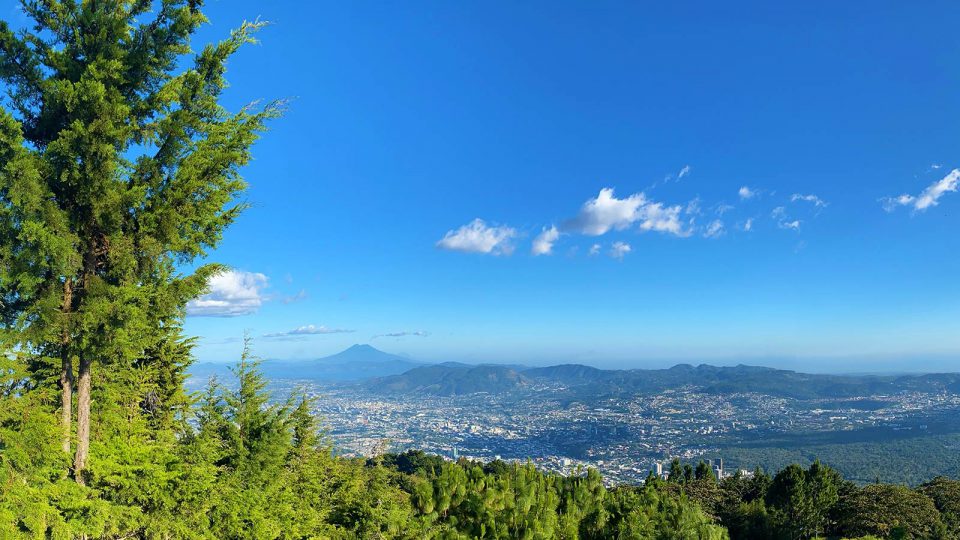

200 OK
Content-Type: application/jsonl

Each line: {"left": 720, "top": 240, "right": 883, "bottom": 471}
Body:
{"left": 0, "top": 0, "right": 279, "bottom": 483}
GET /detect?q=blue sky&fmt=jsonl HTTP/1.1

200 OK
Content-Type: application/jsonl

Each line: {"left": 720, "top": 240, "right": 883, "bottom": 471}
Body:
{"left": 169, "top": 1, "right": 960, "bottom": 371}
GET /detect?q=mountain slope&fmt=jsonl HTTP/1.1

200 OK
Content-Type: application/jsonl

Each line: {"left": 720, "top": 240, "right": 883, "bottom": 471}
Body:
{"left": 370, "top": 363, "right": 528, "bottom": 395}
{"left": 189, "top": 344, "right": 423, "bottom": 384}
{"left": 363, "top": 361, "right": 960, "bottom": 399}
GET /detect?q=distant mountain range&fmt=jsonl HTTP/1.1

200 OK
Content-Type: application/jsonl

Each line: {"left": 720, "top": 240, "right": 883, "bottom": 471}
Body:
{"left": 188, "top": 344, "right": 423, "bottom": 383}
{"left": 191, "top": 345, "right": 960, "bottom": 400}
{"left": 366, "top": 358, "right": 960, "bottom": 400}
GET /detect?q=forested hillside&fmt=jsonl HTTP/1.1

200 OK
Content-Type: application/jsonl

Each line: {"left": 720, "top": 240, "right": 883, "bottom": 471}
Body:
{"left": 368, "top": 361, "right": 960, "bottom": 399}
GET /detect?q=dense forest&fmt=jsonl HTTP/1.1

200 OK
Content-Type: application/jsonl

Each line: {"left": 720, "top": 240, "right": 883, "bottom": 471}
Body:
{"left": 1, "top": 2, "right": 960, "bottom": 538}
{"left": 714, "top": 434, "right": 960, "bottom": 486}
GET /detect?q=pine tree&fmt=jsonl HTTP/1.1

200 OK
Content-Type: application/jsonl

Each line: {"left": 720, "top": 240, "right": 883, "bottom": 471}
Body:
{"left": 0, "top": 0, "right": 280, "bottom": 483}
{"left": 805, "top": 460, "right": 840, "bottom": 538}
{"left": 668, "top": 458, "right": 683, "bottom": 483}
{"left": 696, "top": 460, "right": 717, "bottom": 482}
{"left": 767, "top": 464, "right": 814, "bottom": 540}
{"left": 206, "top": 339, "right": 296, "bottom": 537}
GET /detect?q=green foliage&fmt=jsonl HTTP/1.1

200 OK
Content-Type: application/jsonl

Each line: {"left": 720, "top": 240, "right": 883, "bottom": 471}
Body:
{"left": 0, "top": 0, "right": 277, "bottom": 355}
{"left": 0, "top": 0, "right": 281, "bottom": 487}
{"left": 717, "top": 433, "right": 960, "bottom": 485}
{"left": 669, "top": 457, "right": 684, "bottom": 483}
{"left": 712, "top": 459, "right": 960, "bottom": 540}
{"left": 836, "top": 483, "right": 946, "bottom": 539}
{"left": 695, "top": 460, "right": 717, "bottom": 482}
{"left": 919, "top": 477, "right": 960, "bottom": 537}
{"left": 385, "top": 455, "right": 728, "bottom": 540}
{"left": 766, "top": 464, "right": 816, "bottom": 539}
{"left": 761, "top": 461, "right": 841, "bottom": 539}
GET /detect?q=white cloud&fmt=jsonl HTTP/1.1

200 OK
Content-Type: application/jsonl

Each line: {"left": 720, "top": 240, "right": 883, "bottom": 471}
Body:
{"left": 779, "top": 220, "right": 801, "bottom": 231}
{"left": 609, "top": 241, "right": 631, "bottom": 260}
{"left": 656, "top": 165, "right": 692, "bottom": 186}
{"left": 588, "top": 243, "right": 601, "bottom": 256}
{"left": 187, "top": 270, "right": 268, "bottom": 317}
{"left": 883, "top": 168, "right": 960, "bottom": 212}
{"left": 791, "top": 193, "right": 827, "bottom": 208}
{"left": 685, "top": 197, "right": 702, "bottom": 216}
{"left": 436, "top": 218, "right": 517, "bottom": 255}
{"left": 263, "top": 324, "right": 354, "bottom": 339}
{"left": 738, "top": 186, "right": 756, "bottom": 200}
{"left": 715, "top": 203, "right": 735, "bottom": 216}
{"left": 703, "top": 220, "right": 725, "bottom": 238}
{"left": 567, "top": 188, "right": 645, "bottom": 235}
{"left": 770, "top": 207, "right": 801, "bottom": 231}
{"left": 566, "top": 188, "right": 688, "bottom": 237}
{"left": 742, "top": 218, "right": 754, "bottom": 232}
{"left": 882, "top": 194, "right": 915, "bottom": 212}
{"left": 531, "top": 225, "right": 560, "bottom": 256}
{"left": 372, "top": 330, "right": 430, "bottom": 339}
{"left": 639, "top": 202, "right": 687, "bottom": 235}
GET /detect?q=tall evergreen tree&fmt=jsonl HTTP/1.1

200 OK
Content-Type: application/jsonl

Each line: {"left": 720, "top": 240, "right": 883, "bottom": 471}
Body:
{"left": 668, "top": 458, "right": 683, "bottom": 483}
{"left": 696, "top": 460, "right": 717, "bottom": 482}
{"left": 805, "top": 460, "right": 840, "bottom": 538}
{"left": 0, "top": 0, "right": 279, "bottom": 482}
{"left": 766, "top": 464, "right": 813, "bottom": 540}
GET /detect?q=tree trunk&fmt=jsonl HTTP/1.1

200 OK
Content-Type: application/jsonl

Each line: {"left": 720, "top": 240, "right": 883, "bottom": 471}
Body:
{"left": 73, "top": 249, "right": 96, "bottom": 483}
{"left": 60, "top": 357, "right": 73, "bottom": 454}
{"left": 60, "top": 278, "right": 73, "bottom": 455}
{"left": 73, "top": 355, "right": 91, "bottom": 483}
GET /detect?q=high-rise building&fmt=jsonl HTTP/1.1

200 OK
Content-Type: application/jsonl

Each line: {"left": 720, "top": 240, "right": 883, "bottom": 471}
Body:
{"left": 711, "top": 457, "right": 724, "bottom": 479}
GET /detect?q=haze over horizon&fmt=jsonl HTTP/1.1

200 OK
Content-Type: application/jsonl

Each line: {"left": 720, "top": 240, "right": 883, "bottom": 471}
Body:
{"left": 163, "top": 1, "right": 960, "bottom": 372}
{"left": 194, "top": 342, "right": 960, "bottom": 375}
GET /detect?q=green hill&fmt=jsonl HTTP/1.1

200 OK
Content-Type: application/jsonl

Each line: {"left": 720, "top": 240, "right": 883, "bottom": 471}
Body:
{"left": 370, "top": 362, "right": 529, "bottom": 395}
{"left": 365, "top": 360, "right": 960, "bottom": 400}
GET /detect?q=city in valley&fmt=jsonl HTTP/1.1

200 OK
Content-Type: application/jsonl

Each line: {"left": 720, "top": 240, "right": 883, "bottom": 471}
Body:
{"left": 213, "top": 355, "right": 960, "bottom": 486}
